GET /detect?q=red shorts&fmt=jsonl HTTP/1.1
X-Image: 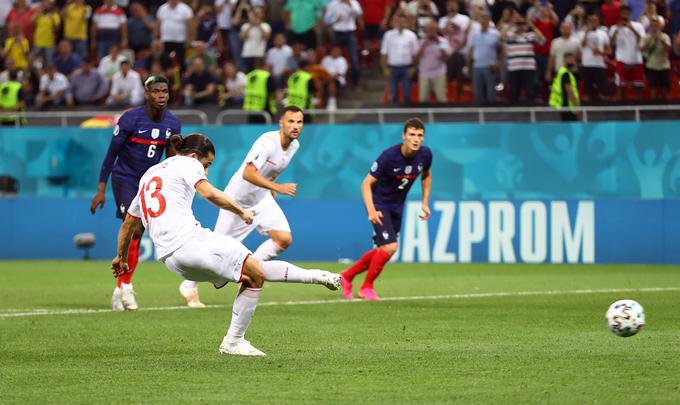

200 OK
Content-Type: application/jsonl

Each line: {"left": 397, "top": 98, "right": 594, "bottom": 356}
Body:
{"left": 615, "top": 62, "right": 645, "bottom": 87}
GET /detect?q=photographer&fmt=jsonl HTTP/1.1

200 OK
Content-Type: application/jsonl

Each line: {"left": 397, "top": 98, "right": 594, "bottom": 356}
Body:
{"left": 416, "top": 21, "right": 451, "bottom": 103}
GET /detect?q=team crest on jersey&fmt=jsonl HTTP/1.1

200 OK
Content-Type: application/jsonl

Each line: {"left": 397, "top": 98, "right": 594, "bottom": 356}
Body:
{"left": 382, "top": 231, "right": 389, "bottom": 240}
{"left": 371, "top": 161, "right": 378, "bottom": 172}
{"left": 405, "top": 165, "right": 412, "bottom": 174}
{"left": 417, "top": 163, "right": 423, "bottom": 172}
{"left": 151, "top": 128, "right": 160, "bottom": 139}
{"left": 166, "top": 128, "right": 172, "bottom": 138}
{"left": 113, "top": 125, "right": 120, "bottom": 136}
{"left": 119, "top": 203, "right": 126, "bottom": 214}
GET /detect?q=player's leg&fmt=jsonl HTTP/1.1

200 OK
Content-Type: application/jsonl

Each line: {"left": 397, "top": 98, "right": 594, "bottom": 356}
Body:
{"left": 111, "top": 179, "right": 142, "bottom": 311}
{"left": 359, "top": 210, "right": 401, "bottom": 301}
{"left": 259, "top": 260, "right": 340, "bottom": 290}
{"left": 339, "top": 249, "right": 378, "bottom": 299}
{"left": 252, "top": 195, "right": 291, "bottom": 261}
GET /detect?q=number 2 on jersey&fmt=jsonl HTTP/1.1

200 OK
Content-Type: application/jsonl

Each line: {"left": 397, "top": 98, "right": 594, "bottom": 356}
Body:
{"left": 398, "top": 178, "right": 409, "bottom": 190}
{"left": 139, "top": 176, "right": 166, "bottom": 221}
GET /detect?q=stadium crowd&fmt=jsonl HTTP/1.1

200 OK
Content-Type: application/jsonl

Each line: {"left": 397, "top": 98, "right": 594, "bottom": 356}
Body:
{"left": 1, "top": 0, "right": 680, "bottom": 116}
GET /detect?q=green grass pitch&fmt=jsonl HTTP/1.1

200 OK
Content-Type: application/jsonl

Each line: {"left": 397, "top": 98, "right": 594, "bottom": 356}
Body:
{"left": 1, "top": 261, "right": 679, "bottom": 404}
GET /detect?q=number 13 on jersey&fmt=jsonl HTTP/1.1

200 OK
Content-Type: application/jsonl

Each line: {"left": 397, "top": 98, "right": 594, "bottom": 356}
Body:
{"left": 139, "top": 176, "right": 166, "bottom": 221}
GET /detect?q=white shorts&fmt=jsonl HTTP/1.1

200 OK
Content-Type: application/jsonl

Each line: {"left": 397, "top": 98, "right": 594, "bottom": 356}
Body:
{"left": 162, "top": 227, "right": 251, "bottom": 288}
{"left": 214, "top": 193, "right": 291, "bottom": 241}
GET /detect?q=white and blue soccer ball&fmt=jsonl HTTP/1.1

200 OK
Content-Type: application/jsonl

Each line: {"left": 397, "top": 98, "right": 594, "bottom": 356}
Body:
{"left": 605, "top": 299, "right": 646, "bottom": 337}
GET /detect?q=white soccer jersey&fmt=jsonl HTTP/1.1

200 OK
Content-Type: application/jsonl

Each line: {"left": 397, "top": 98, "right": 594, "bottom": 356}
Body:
{"left": 128, "top": 155, "right": 207, "bottom": 259}
{"left": 225, "top": 130, "right": 299, "bottom": 207}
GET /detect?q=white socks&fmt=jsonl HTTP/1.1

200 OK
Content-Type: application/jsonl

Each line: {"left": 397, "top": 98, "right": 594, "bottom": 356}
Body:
{"left": 261, "top": 260, "right": 321, "bottom": 284}
{"left": 253, "top": 239, "right": 284, "bottom": 261}
{"left": 225, "top": 287, "right": 261, "bottom": 343}
{"left": 180, "top": 279, "right": 198, "bottom": 291}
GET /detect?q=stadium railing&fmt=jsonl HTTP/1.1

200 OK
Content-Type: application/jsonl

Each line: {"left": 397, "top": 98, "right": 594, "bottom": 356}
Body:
{"left": 214, "top": 110, "right": 272, "bottom": 125}
{"left": 0, "top": 109, "right": 209, "bottom": 127}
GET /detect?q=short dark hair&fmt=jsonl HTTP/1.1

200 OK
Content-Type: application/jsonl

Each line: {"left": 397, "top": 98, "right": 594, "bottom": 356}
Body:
{"left": 403, "top": 118, "right": 425, "bottom": 133}
{"left": 144, "top": 75, "right": 169, "bottom": 90}
{"left": 280, "top": 105, "right": 304, "bottom": 117}
{"left": 169, "top": 133, "right": 215, "bottom": 158}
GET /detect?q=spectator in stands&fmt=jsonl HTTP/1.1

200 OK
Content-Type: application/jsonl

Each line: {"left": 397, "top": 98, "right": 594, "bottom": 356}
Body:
{"left": 219, "top": 61, "right": 246, "bottom": 107}
{"left": 265, "top": 0, "right": 287, "bottom": 38}
{"left": 107, "top": 60, "right": 144, "bottom": 106}
{"left": 0, "top": 58, "right": 25, "bottom": 84}
{"left": 196, "top": 2, "right": 219, "bottom": 49}
{"left": 580, "top": 13, "right": 611, "bottom": 103}
{"left": 243, "top": 57, "right": 278, "bottom": 123}
{"left": 627, "top": 0, "right": 646, "bottom": 21}
{"left": 565, "top": 4, "right": 586, "bottom": 35}
{"left": 641, "top": 16, "right": 671, "bottom": 100}
{"left": 2, "top": 23, "right": 31, "bottom": 71}
{"left": 467, "top": 11, "right": 501, "bottom": 105}
{"left": 54, "top": 40, "right": 82, "bottom": 77}
{"left": 610, "top": 5, "right": 646, "bottom": 101}
{"left": 286, "top": 59, "right": 315, "bottom": 110}
{"left": 183, "top": 57, "right": 218, "bottom": 106}
{"left": 502, "top": 15, "right": 545, "bottom": 103}
{"left": 36, "top": 64, "right": 69, "bottom": 109}
{"left": 98, "top": 44, "right": 126, "bottom": 81}
{"left": 325, "top": 0, "right": 364, "bottom": 86}
{"left": 0, "top": 69, "right": 26, "bottom": 127}
{"left": 467, "top": 0, "right": 494, "bottom": 19}
{"left": 404, "top": 0, "right": 440, "bottom": 38}
{"left": 91, "top": 0, "right": 128, "bottom": 60}
{"left": 188, "top": 41, "right": 218, "bottom": 75}
{"left": 548, "top": 51, "right": 580, "bottom": 121}
{"left": 127, "top": 2, "right": 156, "bottom": 54}
{"left": 5, "top": 0, "right": 37, "bottom": 44}
{"left": 283, "top": 0, "right": 325, "bottom": 51}
{"left": 230, "top": 0, "right": 251, "bottom": 71}
{"left": 266, "top": 32, "right": 293, "bottom": 89}
{"left": 144, "top": 39, "right": 174, "bottom": 78}
{"left": 157, "top": 0, "right": 194, "bottom": 72}
{"left": 285, "top": 41, "right": 308, "bottom": 72}
{"left": 68, "top": 60, "right": 108, "bottom": 106}
{"left": 381, "top": 13, "right": 418, "bottom": 104}
{"left": 547, "top": 22, "right": 580, "bottom": 83}
{"left": 639, "top": 1, "right": 665, "bottom": 32}
{"left": 359, "top": 0, "right": 393, "bottom": 50}
{"left": 416, "top": 20, "right": 451, "bottom": 103}
{"left": 601, "top": 0, "right": 621, "bottom": 28}
{"left": 32, "top": 0, "right": 60, "bottom": 66}
{"left": 321, "top": 44, "right": 349, "bottom": 95}
{"left": 61, "top": 0, "right": 91, "bottom": 60}
{"left": 439, "top": 0, "right": 471, "bottom": 101}
{"left": 240, "top": 6, "right": 271, "bottom": 72}
{"left": 305, "top": 48, "right": 336, "bottom": 110}
{"left": 531, "top": 2, "right": 558, "bottom": 89}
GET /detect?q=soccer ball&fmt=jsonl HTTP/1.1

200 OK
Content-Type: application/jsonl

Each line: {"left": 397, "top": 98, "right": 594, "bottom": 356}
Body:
{"left": 605, "top": 299, "right": 645, "bottom": 337}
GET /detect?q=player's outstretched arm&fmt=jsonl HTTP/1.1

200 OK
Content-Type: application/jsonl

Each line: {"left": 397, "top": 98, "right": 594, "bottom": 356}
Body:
{"left": 361, "top": 174, "right": 383, "bottom": 225}
{"left": 195, "top": 180, "right": 255, "bottom": 224}
{"left": 112, "top": 214, "right": 144, "bottom": 277}
{"left": 420, "top": 169, "right": 432, "bottom": 220}
{"left": 243, "top": 163, "right": 297, "bottom": 197}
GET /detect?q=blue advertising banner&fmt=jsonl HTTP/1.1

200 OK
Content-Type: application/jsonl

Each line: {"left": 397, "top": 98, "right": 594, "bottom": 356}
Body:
{"left": 1, "top": 198, "right": 679, "bottom": 264}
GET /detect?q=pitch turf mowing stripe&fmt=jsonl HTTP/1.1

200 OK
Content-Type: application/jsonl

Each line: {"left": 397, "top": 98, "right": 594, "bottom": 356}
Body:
{"left": 1, "top": 286, "right": 678, "bottom": 319}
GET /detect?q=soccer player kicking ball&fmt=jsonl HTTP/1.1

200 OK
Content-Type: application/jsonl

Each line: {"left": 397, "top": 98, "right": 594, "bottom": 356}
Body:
{"left": 112, "top": 134, "right": 340, "bottom": 356}
{"left": 178, "top": 106, "right": 311, "bottom": 307}
{"left": 91, "top": 76, "right": 181, "bottom": 311}
{"left": 340, "top": 118, "right": 433, "bottom": 301}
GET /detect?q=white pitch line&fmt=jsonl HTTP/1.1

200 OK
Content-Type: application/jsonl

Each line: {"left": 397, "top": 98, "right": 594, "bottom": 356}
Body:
{"left": 0, "top": 287, "right": 678, "bottom": 319}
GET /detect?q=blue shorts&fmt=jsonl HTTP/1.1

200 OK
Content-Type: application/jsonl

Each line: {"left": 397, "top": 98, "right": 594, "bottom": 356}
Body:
{"left": 112, "top": 176, "right": 139, "bottom": 220}
{"left": 371, "top": 208, "right": 402, "bottom": 246}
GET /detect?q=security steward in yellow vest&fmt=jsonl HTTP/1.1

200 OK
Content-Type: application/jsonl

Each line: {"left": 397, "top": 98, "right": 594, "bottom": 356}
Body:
{"left": 549, "top": 52, "right": 580, "bottom": 122}
{"left": 243, "top": 58, "right": 278, "bottom": 123}
{"left": 0, "top": 70, "right": 26, "bottom": 126}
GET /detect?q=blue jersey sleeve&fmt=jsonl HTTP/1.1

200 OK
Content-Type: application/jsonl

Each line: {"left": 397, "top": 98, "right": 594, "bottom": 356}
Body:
{"left": 98, "top": 113, "right": 133, "bottom": 184}
{"left": 369, "top": 150, "right": 389, "bottom": 179}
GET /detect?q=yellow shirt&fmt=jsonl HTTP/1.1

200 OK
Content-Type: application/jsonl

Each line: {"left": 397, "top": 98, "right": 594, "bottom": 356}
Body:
{"left": 34, "top": 12, "right": 61, "bottom": 48}
{"left": 63, "top": 4, "right": 91, "bottom": 40}
{"left": 3, "top": 37, "right": 30, "bottom": 69}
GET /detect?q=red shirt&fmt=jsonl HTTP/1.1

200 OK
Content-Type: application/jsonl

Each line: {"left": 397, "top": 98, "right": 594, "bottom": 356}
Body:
{"left": 601, "top": 1, "right": 621, "bottom": 27}
{"left": 359, "top": 0, "right": 393, "bottom": 25}
{"left": 5, "top": 6, "right": 37, "bottom": 43}
{"left": 532, "top": 18, "right": 554, "bottom": 56}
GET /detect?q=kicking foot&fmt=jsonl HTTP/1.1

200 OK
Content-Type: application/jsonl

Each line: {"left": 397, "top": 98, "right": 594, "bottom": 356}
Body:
{"left": 340, "top": 274, "right": 353, "bottom": 299}
{"left": 121, "top": 286, "right": 139, "bottom": 311}
{"left": 358, "top": 287, "right": 381, "bottom": 301}
{"left": 112, "top": 287, "right": 124, "bottom": 312}
{"left": 219, "top": 339, "right": 266, "bottom": 356}
{"left": 179, "top": 280, "right": 206, "bottom": 308}
{"left": 316, "top": 271, "right": 341, "bottom": 291}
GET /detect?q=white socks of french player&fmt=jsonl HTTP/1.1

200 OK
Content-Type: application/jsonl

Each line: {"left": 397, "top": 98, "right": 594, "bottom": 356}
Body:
{"left": 261, "top": 260, "right": 321, "bottom": 284}
{"left": 225, "top": 287, "right": 261, "bottom": 343}
{"left": 253, "top": 239, "right": 284, "bottom": 261}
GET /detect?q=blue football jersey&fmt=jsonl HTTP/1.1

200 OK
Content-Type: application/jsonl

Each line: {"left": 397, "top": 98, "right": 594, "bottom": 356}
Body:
{"left": 369, "top": 144, "right": 432, "bottom": 210}
{"left": 98, "top": 106, "right": 182, "bottom": 187}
